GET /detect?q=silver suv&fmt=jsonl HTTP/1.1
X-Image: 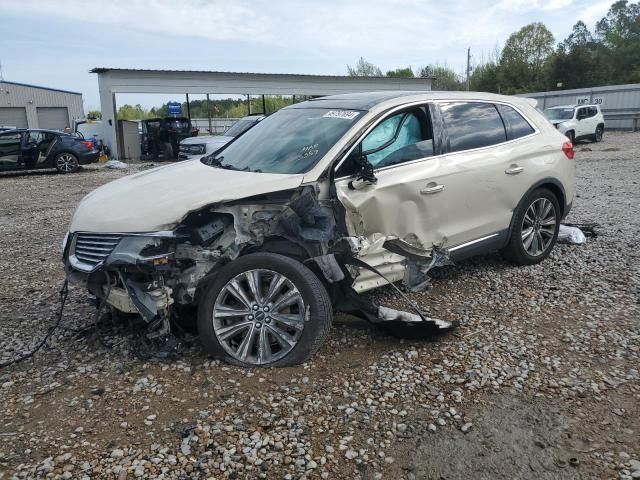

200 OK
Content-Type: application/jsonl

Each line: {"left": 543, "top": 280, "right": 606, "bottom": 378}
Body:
{"left": 178, "top": 115, "right": 264, "bottom": 161}
{"left": 543, "top": 104, "right": 605, "bottom": 143}
{"left": 64, "top": 91, "right": 575, "bottom": 367}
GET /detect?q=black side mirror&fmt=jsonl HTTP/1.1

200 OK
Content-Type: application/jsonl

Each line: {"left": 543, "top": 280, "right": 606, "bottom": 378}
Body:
{"left": 348, "top": 147, "right": 377, "bottom": 190}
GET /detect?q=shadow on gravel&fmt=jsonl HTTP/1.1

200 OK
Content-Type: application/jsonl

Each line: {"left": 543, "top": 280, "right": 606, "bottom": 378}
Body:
{"left": 407, "top": 395, "right": 583, "bottom": 480}
{"left": 0, "top": 167, "right": 93, "bottom": 178}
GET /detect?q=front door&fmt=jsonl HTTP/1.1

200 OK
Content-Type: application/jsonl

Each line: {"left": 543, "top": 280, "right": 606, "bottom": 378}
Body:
{"left": 0, "top": 131, "right": 24, "bottom": 171}
{"left": 575, "top": 106, "right": 593, "bottom": 138}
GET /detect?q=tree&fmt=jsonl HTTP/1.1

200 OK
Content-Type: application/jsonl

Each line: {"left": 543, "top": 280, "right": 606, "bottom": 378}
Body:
{"left": 386, "top": 67, "right": 415, "bottom": 78}
{"left": 117, "top": 104, "right": 150, "bottom": 120}
{"left": 595, "top": 0, "right": 640, "bottom": 84}
{"left": 418, "top": 64, "right": 464, "bottom": 90}
{"left": 549, "top": 21, "right": 609, "bottom": 89}
{"left": 470, "top": 62, "right": 501, "bottom": 92}
{"left": 596, "top": 0, "right": 640, "bottom": 49}
{"left": 499, "top": 22, "right": 555, "bottom": 93}
{"left": 347, "top": 57, "right": 383, "bottom": 76}
{"left": 87, "top": 110, "right": 102, "bottom": 119}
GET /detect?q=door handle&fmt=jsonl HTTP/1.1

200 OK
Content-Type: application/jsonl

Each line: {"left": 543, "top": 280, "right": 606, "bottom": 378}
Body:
{"left": 421, "top": 183, "right": 445, "bottom": 194}
{"left": 505, "top": 165, "right": 524, "bottom": 175}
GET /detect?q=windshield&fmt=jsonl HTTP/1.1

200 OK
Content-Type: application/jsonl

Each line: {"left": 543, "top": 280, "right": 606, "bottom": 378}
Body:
{"left": 202, "top": 108, "right": 363, "bottom": 174}
{"left": 544, "top": 108, "right": 574, "bottom": 121}
{"left": 224, "top": 119, "right": 258, "bottom": 138}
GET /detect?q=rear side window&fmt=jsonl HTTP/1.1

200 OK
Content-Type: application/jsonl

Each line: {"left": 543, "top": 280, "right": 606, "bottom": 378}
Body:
{"left": 497, "top": 104, "right": 535, "bottom": 140}
{"left": 440, "top": 102, "right": 506, "bottom": 153}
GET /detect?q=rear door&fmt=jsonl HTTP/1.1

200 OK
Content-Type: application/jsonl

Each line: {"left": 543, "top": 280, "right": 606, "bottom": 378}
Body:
{"left": 0, "top": 131, "right": 24, "bottom": 171}
{"left": 23, "top": 131, "right": 58, "bottom": 168}
{"left": 431, "top": 101, "right": 514, "bottom": 247}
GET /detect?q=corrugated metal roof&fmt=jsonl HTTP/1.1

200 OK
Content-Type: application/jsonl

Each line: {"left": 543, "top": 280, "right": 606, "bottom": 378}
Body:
{"left": 0, "top": 80, "right": 82, "bottom": 96}
{"left": 89, "top": 67, "right": 435, "bottom": 80}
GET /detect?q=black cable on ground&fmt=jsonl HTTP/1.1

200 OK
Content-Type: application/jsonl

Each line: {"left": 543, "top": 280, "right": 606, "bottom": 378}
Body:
{"left": 0, "top": 279, "right": 69, "bottom": 370}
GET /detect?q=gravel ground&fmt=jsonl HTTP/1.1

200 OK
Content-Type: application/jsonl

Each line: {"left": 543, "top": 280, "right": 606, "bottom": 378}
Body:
{"left": 0, "top": 133, "right": 639, "bottom": 480}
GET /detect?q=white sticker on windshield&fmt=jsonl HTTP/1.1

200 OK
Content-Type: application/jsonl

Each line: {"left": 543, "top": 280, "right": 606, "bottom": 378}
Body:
{"left": 323, "top": 110, "right": 360, "bottom": 120}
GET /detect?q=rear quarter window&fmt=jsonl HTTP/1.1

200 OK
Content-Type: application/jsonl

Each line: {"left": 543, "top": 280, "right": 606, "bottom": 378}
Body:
{"left": 440, "top": 102, "right": 507, "bottom": 153}
{"left": 497, "top": 104, "right": 535, "bottom": 140}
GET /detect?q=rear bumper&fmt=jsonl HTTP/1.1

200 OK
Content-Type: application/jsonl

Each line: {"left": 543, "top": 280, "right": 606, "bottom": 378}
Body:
{"left": 79, "top": 150, "right": 100, "bottom": 164}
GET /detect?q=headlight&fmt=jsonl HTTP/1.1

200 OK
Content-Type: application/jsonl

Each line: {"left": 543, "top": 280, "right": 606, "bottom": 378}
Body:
{"left": 107, "top": 234, "right": 175, "bottom": 267}
{"left": 180, "top": 144, "right": 206, "bottom": 155}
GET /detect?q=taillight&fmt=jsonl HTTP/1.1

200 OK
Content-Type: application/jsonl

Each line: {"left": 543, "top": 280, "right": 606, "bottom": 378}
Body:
{"left": 81, "top": 140, "right": 94, "bottom": 148}
{"left": 562, "top": 142, "right": 574, "bottom": 160}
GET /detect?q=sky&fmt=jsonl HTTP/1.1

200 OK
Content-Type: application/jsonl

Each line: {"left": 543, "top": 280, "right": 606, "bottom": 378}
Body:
{"left": 0, "top": 0, "right": 615, "bottom": 112}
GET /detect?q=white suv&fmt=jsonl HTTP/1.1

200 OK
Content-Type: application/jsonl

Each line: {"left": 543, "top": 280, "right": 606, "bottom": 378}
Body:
{"left": 543, "top": 104, "right": 605, "bottom": 144}
{"left": 64, "top": 92, "right": 575, "bottom": 367}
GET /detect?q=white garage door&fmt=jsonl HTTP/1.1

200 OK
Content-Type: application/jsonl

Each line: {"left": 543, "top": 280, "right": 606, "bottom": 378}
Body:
{"left": 0, "top": 107, "right": 28, "bottom": 128}
{"left": 37, "top": 107, "right": 70, "bottom": 130}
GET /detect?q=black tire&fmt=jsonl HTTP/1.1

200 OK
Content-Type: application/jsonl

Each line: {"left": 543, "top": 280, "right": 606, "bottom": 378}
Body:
{"left": 502, "top": 188, "right": 561, "bottom": 265}
{"left": 565, "top": 130, "right": 575, "bottom": 144}
{"left": 54, "top": 152, "right": 79, "bottom": 173}
{"left": 197, "top": 253, "right": 333, "bottom": 367}
{"left": 593, "top": 126, "right": 604, "bottom": 143}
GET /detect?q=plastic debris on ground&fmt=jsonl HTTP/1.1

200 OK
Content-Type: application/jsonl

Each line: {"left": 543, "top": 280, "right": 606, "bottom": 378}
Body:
{"left": 104, "top": 160, "right": 129, "bottom": 170}
{"left": 558, "top": 224, "right": 587, "bottom": 244}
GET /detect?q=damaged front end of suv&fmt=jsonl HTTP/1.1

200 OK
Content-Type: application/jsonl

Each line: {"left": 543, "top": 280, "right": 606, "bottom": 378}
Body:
{"left": 63, "top": 101, "right": 457, "bottom": 366}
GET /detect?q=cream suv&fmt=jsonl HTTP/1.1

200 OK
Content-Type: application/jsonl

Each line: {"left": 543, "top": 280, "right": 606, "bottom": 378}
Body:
{"left": 64, "top": 91, "right": 575, "bottom": 367}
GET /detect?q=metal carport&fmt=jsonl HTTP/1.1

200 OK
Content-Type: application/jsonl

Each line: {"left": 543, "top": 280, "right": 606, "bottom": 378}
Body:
{"left": 91, "top": 68, "right": 433, "bottom": 159}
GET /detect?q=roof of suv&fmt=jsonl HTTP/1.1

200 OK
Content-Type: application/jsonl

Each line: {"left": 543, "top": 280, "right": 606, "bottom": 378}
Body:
{"left": 0, "top": 128, "right": 71, "bottom": 135}
{"left": 547, "top": 104, "right": 600, "bottom": 109}
{"left": 290, "top": 90, "right": 535, "bottom": 111}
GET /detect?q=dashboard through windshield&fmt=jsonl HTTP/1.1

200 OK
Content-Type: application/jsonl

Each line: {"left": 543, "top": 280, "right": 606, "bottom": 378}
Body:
{"left": 201, "top": 107, "right": 364, "bottom": 174}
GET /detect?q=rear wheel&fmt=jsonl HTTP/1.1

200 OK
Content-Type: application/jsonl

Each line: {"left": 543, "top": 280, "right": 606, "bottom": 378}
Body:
{"left": 54, "top": 152, "right": 79, "bottom": 173}
{"left": 197, "top": 253, "right": 333, "bottom": 367}
{"left": 593, "top": 126, "right": 604, "bottom": 142}
{"left": 502, "top": 188, "right": 560, "bottom": 265}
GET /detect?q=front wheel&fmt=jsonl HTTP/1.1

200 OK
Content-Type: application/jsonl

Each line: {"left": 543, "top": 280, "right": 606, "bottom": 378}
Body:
{"left": 565, "top": 130, "right": 575, "bottom": 144}
{"left": 502, "top": 188, "right": 560, "bottom": 265}
{"left": 54, "top": 152, "right": 79, "bottom": 173}
{"left": 197, "top": 253, "right": 333, "bottom": 367}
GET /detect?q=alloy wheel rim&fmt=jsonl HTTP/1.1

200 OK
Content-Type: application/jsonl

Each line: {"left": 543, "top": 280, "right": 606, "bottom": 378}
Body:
{"left": 213, "top": 269, "right": 306, "bottom": 365}
{"left": 521, "top": 198, "right": 557, "bottom": 257}
{"left": 596, "top": 128, "right": 603, "bottom": 141}
{"left": 57, "top": 154, "right": 77, "bottom": 172}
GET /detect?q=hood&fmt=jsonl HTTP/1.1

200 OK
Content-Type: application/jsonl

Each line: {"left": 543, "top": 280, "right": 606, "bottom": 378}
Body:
{"left": 181, "top": 135, "right": 234, "bottom": 145}
{"left": 69, "top": 160, "right": 304, "bottom": 233}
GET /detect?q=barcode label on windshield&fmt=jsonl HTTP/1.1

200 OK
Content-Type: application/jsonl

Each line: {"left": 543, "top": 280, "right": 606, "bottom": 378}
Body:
{"left": 323, "top": 110, "right": 360, "bottom": 120}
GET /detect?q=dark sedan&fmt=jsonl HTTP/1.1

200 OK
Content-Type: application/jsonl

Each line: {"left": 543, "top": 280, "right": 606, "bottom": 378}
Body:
{"left": 0, "top": 129, "right": 100, "bottom": 173}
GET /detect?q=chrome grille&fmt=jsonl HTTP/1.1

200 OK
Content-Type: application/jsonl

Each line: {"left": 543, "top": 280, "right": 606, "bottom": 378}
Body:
{"left": 70, "top": 233, "right": 123, "bottom": 271}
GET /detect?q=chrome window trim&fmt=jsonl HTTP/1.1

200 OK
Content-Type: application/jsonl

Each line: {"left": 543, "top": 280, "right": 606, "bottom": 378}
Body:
{"left": 448, "top": 233, "right": 499, "bottom": 252}
{"left": 333, "top": 99, "right": 541, "bottom": 181}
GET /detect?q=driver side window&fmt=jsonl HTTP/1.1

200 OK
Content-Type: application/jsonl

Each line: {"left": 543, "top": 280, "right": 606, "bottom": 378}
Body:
{"left": 335, "top": 106, "right": 434, "bottom": 178}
